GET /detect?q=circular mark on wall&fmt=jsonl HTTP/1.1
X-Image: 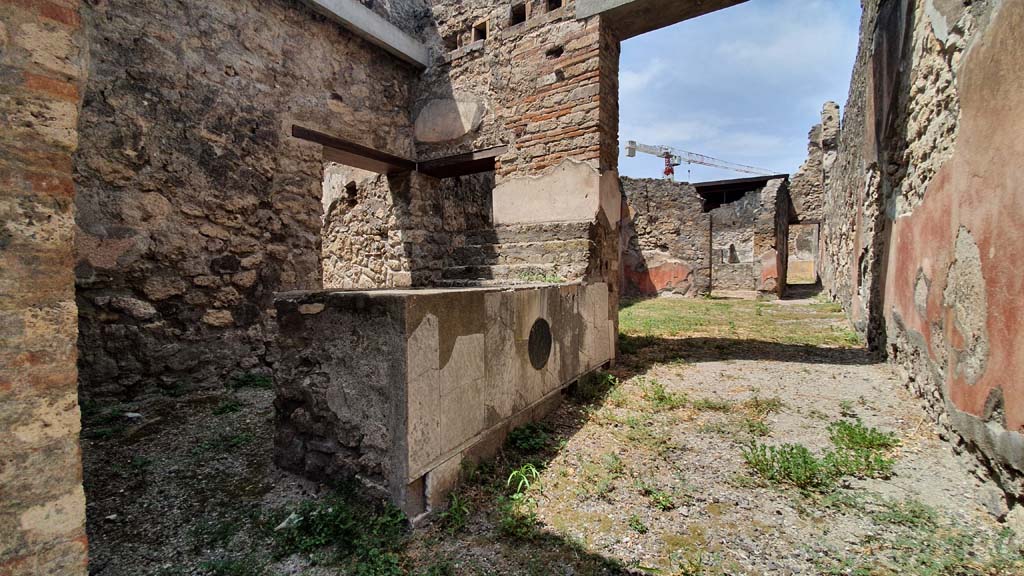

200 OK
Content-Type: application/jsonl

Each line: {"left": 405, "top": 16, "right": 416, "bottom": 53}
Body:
{"left": 528, "top": 318, "right": 552, "bottom": 370}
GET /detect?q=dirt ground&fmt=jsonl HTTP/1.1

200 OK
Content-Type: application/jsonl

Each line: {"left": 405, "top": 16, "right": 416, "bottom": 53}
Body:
{"left": 80, "top": 294, "right": 1024, "bottom": 575}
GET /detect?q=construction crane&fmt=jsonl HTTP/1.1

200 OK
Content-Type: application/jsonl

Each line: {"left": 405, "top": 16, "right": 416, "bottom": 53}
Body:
{"left": 625, "top": 140, "right": 776, "bottom": 181}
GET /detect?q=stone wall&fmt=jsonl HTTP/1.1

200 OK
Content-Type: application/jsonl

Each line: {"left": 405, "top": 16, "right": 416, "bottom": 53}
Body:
{"left": 789, "top": 102, "right": 840, "bottom": 225}
{"left": 620, "top": 176, "right": 788, "bottom": 298}
{"left": 321, "top": 165, "right": 492, "bottom": 289}
{"left": 0, "top": 0, "right": 89, "bottom": 573}
{"left": 620, "top": 177, "right": 710, "bottom": 298}
{"left": 710, "top": 191, "right": 758, "bottom": 292}
{"left": 72, "top": 0, "right": 418, "bottom": 399}
{"left": 756, "top": 177, "right": 790, "bottom": 297}
{"left": 820, "top": 0, "right": 1024, "bottom": 501}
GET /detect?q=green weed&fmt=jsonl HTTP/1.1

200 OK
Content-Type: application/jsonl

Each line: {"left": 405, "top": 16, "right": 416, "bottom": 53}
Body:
{"left": 437, "top": 492, "right": 470, "bottom": 535}
{"left": 507, "top": 463, "right": 541, "bottom": 496}
{"left": 628, "top": 514, "right": 649, "bottom": 534}
{"left": 637, "top": 481, "right": 676, "bottom": 511}
{"left": 743, "top": 418, "right": 771, "bottom": 437}
{"left": 263, "top": 488, "right": 407, "bottom": 571}
{"left": 744, "top": 421, "right": 899, "bottom": 491}
{"left": 742, "top": 396, "right": 784, "bottom": 417}
{"left": 742, "top": 443, "right": 835, "bottom": 491}
{"left": 828, "top": 420, "right": 899, "bottom": 451}
{"left": 642, "top": 379, "right": 687, "bottom": 411}
{"left": 572, "top": 371, "right": 619, "bottom": 404}
{"left": 506, "top": 423, "right": 551, "bottom": 454}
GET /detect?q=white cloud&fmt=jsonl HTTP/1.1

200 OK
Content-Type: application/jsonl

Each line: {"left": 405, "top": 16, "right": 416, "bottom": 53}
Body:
{"left": 619, "top": 118, "right": 725, "bottom": 147}
{"left": 619, "top": 58, "right": 668, "bottom": 94}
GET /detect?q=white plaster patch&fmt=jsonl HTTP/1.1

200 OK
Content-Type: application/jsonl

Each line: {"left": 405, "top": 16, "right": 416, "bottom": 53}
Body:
{"left": 492, "top": 159, "right": 602, "bottom": 225}
{"left": 298, "top": 303, "right": 325, "bottom": 315}
{"left": 414, "top": 98, "right": 485, "bottom": 143}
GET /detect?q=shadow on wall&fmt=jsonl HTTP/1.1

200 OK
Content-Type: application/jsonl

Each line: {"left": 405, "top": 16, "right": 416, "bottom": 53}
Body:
{"left": 618, "top": 178, "right": 712, "bottom": 298}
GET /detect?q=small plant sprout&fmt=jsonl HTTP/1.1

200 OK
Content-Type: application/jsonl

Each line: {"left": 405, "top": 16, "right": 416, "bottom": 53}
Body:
{"left": 507, "top": 463, "right": 540, "bottom": 497}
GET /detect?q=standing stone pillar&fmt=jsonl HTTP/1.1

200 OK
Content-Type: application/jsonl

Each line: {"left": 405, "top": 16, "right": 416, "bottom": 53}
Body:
{"left": 0, "top": 1, "right": 90, "bottom": 574}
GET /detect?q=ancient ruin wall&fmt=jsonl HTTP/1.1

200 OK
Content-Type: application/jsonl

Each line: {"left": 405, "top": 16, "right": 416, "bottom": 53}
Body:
{"left": 821, "top": 0, "right": 1024, "bottom": 499}
{"left": 0, "top": 1, "right": 89, "bottom": 573}
{"left": 321, "top": 166, "right": 493, "bottom": 289}
{"left": 789, "top": 102, "right": 839, "bottom": 225}
{"left": 416, "top": 0, "right": 608, "bottom": 175}
{"left": 72, "top": 0, "right": 419, "bottom": 399}
{"left": 414, "top": 0, "right": 622, "bottom": 318}
{"left": 710, "top": 192, "right": 757, "bottom": 292}
{"left": 821, "top": 1, "right": 883, "bottom": 338}
{"left": 620, "top": 178, "right": 710, "bottom": 298}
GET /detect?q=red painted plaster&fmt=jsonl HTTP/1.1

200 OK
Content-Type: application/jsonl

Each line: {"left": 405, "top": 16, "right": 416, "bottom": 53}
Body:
{"left": 623, "top": 262, "right": 692, "bottom": 296}
{"left": 884, "top": 1, "right": 1024, "bottom": 430}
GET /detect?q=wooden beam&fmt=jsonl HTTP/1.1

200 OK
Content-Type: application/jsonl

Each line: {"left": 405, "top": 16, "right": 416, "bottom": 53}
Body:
{"left": 293, "top": 126, "right": 506, "bottom": 179}
{"left": 292, "top": 125, "right": 415, "bottom": 174}
{"left": 416, "top": 146, "right": 508, "bottom": 179}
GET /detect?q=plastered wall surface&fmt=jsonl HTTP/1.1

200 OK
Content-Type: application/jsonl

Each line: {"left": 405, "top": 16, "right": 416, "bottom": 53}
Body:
{"left": 619, "top": 177, "right": 711, "bottom": 298}
{"left": 621, "top": 177, "right": 788, "bottom": 298}
{"left": 274, "top": 282, "right": 615, "bottom": 520}
{"left": 821, "top": 0, "right": 1024, "bottom": 499}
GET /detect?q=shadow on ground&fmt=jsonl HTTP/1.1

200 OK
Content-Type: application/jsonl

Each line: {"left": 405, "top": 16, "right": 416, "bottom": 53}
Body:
{"left": 618, "top": 334, "right": 877, "bottom": 378}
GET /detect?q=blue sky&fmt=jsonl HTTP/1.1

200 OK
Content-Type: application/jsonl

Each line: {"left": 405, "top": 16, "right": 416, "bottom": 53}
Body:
{"left": 618, "top": 0, "right": 863, "bottom": 182}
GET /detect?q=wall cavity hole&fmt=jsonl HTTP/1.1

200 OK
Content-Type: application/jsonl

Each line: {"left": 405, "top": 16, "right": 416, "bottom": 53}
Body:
{"left": 442, "top": 31, "right": 459, "bottom": 52}
{"left": 510, "top": 3, "right": 527, "bottom": 26}
{"left": 546, "top": 45, "right": 564, "bottom": 59}
{"left": 547, "top": 0, "right": 563, "bottom": 12}
{"left": 473, "top": 21, "right": 488, "bottom": 42}
{"left": 528, "top": 318, "right": 552, "bottom": 370}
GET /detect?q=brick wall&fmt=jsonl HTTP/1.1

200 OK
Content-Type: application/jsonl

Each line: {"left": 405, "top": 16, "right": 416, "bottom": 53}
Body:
{"left": 0, "top": 0, "right": 89, "bottom": 573}
{"left": 419, "top": 0, "right": 610, "bottom": 176}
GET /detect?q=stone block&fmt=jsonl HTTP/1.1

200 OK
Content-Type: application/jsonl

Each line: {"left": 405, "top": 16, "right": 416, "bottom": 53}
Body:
{"left": 274, "top": 282, "right": 614, "bottom": 519}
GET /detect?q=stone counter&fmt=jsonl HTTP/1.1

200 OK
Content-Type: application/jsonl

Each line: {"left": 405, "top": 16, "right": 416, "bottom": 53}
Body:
{"left": 273, "top": 282, "right": 615, "bottom": 521}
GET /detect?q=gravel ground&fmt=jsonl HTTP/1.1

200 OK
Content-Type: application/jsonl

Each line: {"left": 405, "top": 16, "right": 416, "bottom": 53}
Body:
{"left": 80, "top": 295, "right": 1023, "bottom": 575}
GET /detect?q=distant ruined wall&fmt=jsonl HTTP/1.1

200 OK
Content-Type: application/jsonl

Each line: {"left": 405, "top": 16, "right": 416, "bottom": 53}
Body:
{"left": 0, "top": 0, "right": 89, "bottom": 573}
{"left": 789, "top": 102, "right": 839, "bottom": 224}
{"left": 757, "top": 178, "right": 789, "bottom": 297}
{"left": 620, "top": 178, "right": 710, "bottom": 298}
{"left": 73, "top": 0, "right": 418, "bottom": 399}
{"left": 821, "top": 0, "right": 1024, "bottom": 501}
{"left": 710, "top": 191, "right": 757, "bottom": 292}
{"left": 620, "top": 176, "right": 788, "bottom": 298}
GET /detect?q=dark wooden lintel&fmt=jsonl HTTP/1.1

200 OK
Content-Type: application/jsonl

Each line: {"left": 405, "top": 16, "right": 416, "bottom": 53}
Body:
{"left": 293, "top": 125, "right": 506, "bottom": 179}
{"left": 416, "top": 146, "right": 508, "bottom": 179}
{"left": 292, "top": 125, "right": 415, "bottom": 175}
